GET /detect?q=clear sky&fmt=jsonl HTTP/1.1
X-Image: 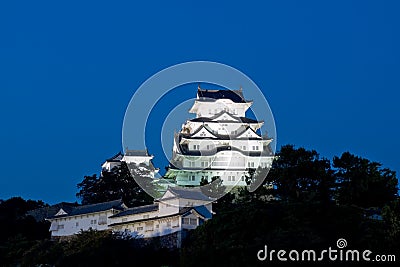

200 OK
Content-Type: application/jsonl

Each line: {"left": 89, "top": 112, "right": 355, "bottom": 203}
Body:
{"left": 0, "top": 0, "right": 399, "bottom": 204}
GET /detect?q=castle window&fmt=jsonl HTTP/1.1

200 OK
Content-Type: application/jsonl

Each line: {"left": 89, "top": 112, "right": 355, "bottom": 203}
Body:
{"left": 98, "top": 215, "right": 107, "bottom": 225}
{"left": 145, "top": 222, "right": 154, "bottom": 231}
{"left": 228, "top": 176, "right": 235, "bottom": 181}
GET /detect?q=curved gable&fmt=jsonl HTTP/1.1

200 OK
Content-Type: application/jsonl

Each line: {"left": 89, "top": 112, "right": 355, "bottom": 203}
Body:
{"left": 211, "top": 111, "right": 240, "bottom": 122}
{"left": 191, "top": 125, "right": 218, "bottom": 138}
{"left": 236, "top": 127, "right": 261, "bottom": 139}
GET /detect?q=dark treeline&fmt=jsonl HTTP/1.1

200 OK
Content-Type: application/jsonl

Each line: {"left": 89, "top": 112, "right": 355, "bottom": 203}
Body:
{"left": 0, "top": 145, "right": 399, "bottom": 266}
{"left": 182, "top": 145, "right": 399, "bottom": 266}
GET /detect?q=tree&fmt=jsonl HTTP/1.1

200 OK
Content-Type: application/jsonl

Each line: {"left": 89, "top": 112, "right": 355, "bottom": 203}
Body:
{"left": 0, "top": 197, "right": 49, "bottom": 243}
{"left": 76, "top": 162, "right": 154, "bottom": 206}
{"left": 333, "top": 152, "right": 398, "bottom": 208}
{"left": 200, "top": 176, "right": 226, "bottom": 198}
{"left": 0, "top": 197, "right": 50, "bottom": 265}
{"left": 382, "top": 198, "right": 400, "bottom": 247}
{"left": 268, "top": 145, "right": 335, "bottom": 203}
{"left": 20, "top": 229, "right": 179, "bottom": 266}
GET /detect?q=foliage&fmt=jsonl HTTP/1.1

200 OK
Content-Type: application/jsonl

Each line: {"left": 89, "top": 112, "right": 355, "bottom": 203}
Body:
{"left": 382, "top": 198, "right": 400, "bottom": 247}
{"left": 5, "top": 229, "right": 179, "bottom": 267}
{"left": 181, "top": 201, "right": 395, "bottom": 267}
{"left": 333, "top": 152, "right": 398, "bottom": 207}
{"left": 200, "top": 176, "right": 227, "bottom": 198}
{"left": 0, "top": 197, "right": 50, "bottom": 265}
{"left": 1, "top": 145, "right": 399, "bottom": 266}
{"left": 182, "top": 145, "right": 399, "bottom": 266}
{"left": 268, "top": 145, "right": 335, "bottom": 204}
{"left": 76, "top": 162, "right": 154, "bottom": 206}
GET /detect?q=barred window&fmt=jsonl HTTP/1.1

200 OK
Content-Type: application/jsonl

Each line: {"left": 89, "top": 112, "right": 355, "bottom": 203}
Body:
{"left": 98, "top": 215, "right": 107, "bottom": 225}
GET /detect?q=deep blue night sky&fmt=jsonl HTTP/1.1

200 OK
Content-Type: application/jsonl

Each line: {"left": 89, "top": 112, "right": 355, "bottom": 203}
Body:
{"left": 0, "top": 1, "right": 399, "bottom": 204}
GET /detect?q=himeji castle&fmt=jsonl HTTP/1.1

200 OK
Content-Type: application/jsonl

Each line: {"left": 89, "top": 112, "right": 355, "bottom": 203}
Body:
{"left": 165, "top": 86, "right": 274, "bottom": 187}
{"left": 41, "top": 85, "right": 274, "bottom": 246}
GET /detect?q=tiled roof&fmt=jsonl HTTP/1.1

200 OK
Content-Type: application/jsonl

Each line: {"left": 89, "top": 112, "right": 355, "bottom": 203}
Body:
{"left": 109, "top": 204, "right": 158, "bottom": 218}
{"left": 108, "top": 206, "right": 211, "bottom": 227}
{"left": 197, "top": 88, "right": 246, "bottom": 103}
{"left": 181, "top": 124, "right": 264, "bottom": 140}
{"left": 48, "top": 199, "right": 125, "bottom": 219}
{"left": 192, "top": 206, "right": 213, "bottom": 219}
{"left": 27, "top": 202, "right": 78, "bottom": 222}
{"left": 124, "top": 149, "right": 150, "bottom": 157}
{"left": 189, "top": 111, "right": 261, "bottom": 124}
{"left": 105, "top": 152, "right": 124, "bottom": 162}
{"left": 177, "top": 144, "right": 274, "bottom": 157}
{"left": 166, "top": 187, "right": 213, "bottom": 201}
{"left": 190, "top": 116, "right": 259, "bottom": 124}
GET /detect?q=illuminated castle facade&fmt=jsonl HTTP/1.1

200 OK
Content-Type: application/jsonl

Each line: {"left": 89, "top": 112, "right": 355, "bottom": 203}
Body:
{"left": 165, "top": 86, "right": 274, "bottom": 186}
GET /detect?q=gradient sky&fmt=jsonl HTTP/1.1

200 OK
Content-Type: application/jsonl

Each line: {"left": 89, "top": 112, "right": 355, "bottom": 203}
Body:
{"left": 0, "top": 0, "right": 399, "bottom": 204}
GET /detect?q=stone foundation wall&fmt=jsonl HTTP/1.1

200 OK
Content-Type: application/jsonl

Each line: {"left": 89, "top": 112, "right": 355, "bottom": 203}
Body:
{"left": 136, "top": 231, "right": 183, "bottom": 249}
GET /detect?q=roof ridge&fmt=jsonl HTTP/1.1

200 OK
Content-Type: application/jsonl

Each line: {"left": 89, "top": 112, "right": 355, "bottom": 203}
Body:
{"left": 75, "top": 199, "right": 122, "bottom": 209}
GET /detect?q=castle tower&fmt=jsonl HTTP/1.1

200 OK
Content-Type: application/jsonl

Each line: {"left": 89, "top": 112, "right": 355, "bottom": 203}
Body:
{"left": 165, "top": 86, "right": 274, "bottom": 186}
